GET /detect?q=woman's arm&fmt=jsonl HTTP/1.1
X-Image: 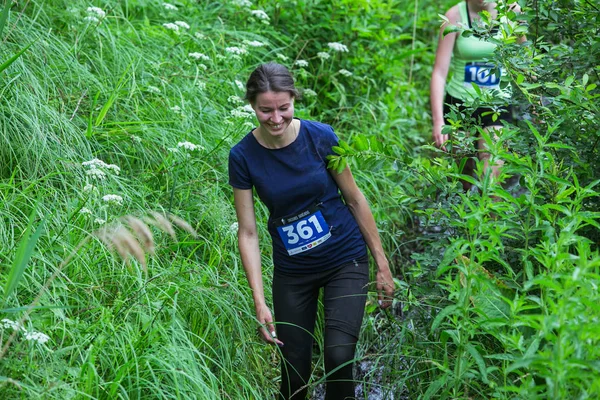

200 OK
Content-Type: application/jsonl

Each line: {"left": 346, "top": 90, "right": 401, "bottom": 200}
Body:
{"left": 330, "top": 167, "right": 395, "bottom": 308}
{"left": 431, "top": 6, "right": 460, "bottom": 150}
{"left": 233, "top": 188, "right": 283, "bottom": 345}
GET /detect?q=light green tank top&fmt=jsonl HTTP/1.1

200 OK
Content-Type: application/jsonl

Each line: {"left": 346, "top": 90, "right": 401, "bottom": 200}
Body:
{"left": 445, "top": 1, "right": 511, "bottom": 102}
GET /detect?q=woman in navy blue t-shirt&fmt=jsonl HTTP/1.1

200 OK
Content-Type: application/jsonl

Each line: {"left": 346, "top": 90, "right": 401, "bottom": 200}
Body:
{"left": 228, "top": 62, "right": 395, "bottom": 400}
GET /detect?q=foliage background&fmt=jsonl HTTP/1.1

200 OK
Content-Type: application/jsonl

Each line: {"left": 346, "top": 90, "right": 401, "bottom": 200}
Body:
{"left": 0, "top": 0, "right": 598, "bottom": 398}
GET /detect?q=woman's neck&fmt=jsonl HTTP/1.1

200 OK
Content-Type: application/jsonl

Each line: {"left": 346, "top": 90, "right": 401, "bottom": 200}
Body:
{"left": 468, "top": 0, "right": 496, "bottom": 14}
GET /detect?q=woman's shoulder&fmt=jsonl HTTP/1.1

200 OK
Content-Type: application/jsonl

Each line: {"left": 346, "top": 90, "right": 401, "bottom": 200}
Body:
{"left": 230, "top": 131, "right": 256, "bottom": 156}
{"left": 301, "top": 119, "right": 335, "bottom": 136}
{"left": 444, "top": 2, "right": 463, "bottom": 25}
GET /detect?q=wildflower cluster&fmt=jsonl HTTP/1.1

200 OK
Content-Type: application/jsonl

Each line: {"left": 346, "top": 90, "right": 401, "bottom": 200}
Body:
{"left": 295, "top": 59, "right": 309, "bottom": 68}
{"left": 177, "top": 141, "right": 202, "bottom": 151}
{"left": 231, "top": 106, "right": 254, "bottom": 119}
{"left": 82, "top": 158, "right": 121, "bottom": 181}
{"left": 317, "top": 52, "right": 330, "bottom": 60}
{"left": 244, "top": 40, "right": 265, "bottom": 47}
{"left": 189, "top": 52, "right": 210, "bottom": 61}
{"left": 174, "top": 21, "right": 190, "bottom": 30}
{"left": 250, "top": 9, "right": 270, "bottom": 25}
{"left": 163, "top": 22, "right": 180, "bottom": 33}
{"left": 102, "top": 194, "right": 124, "bottom": 205}
{"left": 303, "top": 89, "right": 317, "bottom": 98}
{"left": 225, "top": 46, "right": 248, "bottom": 56}
{"left": 84, "top": 6, "right": 106, "bottom": 23}
{"left": 147, "top": 85, "right": 161, "bottom": 94}
{"left": 327, "top": 42, "right": 349, "bottom": 52}
{"left": 163, "top": 2, "right": 178, "bottom": 11}
{"left": 228, "top": 95, "right": 244, "bottom": 104}
{"left": 1, "top": 319, "right": 50, "bottom": 345}
{"left": 233, "top": 0, "right": 252, "bottom": 7}
{"left": 338, "top": 69, "right": 353, "bottom": 77}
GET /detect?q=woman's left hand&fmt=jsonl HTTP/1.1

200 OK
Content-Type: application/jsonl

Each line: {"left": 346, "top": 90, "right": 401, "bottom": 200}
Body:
{"left": 376, "top": 262, "right": 395, "bottom": 309}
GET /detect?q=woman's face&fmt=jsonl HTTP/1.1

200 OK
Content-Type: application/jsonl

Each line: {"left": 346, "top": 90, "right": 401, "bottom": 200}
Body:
{"left": 252, "top": 91, "right": 295, "bottom": 139}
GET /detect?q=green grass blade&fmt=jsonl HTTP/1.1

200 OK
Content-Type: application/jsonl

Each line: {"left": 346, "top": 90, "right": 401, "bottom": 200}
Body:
{"left": 4, "top": 206, "right": 45, "bottom": 303}
{"left": 0, "top": 1, "right": 10, "bottom": 39}
{"left": 0, "top": 39, "right": 36, "bottom": 75}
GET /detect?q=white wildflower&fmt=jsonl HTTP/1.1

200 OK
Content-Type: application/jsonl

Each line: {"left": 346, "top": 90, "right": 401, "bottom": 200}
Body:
{"left": 174, "top": 21, "right": 190, "bottom": 30}
{"left": 228, "top": 95, "right": 244, "bottom": 104}
{"left": 234, "top": 0, "right": 252, "bottom": 6}
{"left": 163, "top": 2, "right": 178, "bottom": 11}
{"left": 242, "top": 104, "right": 254, "bottom": 113}
{"left": 327, "top": 42, "right": 349, "bottom": 52}
{"left": 83, "top": 16, "right": 99, "bottom": 23}
{"left": 147, "top": 85, "right": 161, "bottom": 93}
{"left": 303, "top": 88, "right": 317, "bottom": 97}
{"left": 86, "top": 6, "right": 106, "bottom": 18}
{"left": 170, "top": 105, "right": 182, "bottom": 113}
{"left": 276, "top": 53, "right": 289, "bottom": 61}
{"left": 317, "top": 52, "right": 331, "bottom": 60}
{"left": 230, "top": 222, "right": 239, "bottom": 233}
{"left": 86, "top": 168, "right": 106, "bottom": 180}
{"left": 338, "top": 69, "right": 353, "bottom": 77}
{"left": 243, "top": 121, "right": 255, "bottom": 129}
{"left": 235, "top": 80, "right": 245, "bottom": 91}
{"left": 104, "top": 164, "right": 120, "bottom": 175}
{"left": 24, "top": 330, "right": 50, "bottom": 345}
{"left": 198, "top": 63, "right": 208, "bottom": 70}
{"left": 82, "top": 158, "right": 106, "bottom": 168}
{"left": 225, "top": 46, "right": 248, "bottom": 56}
{"left": 195, "top": 32, "right": 206, "bottom": 40}
{"left": 197, "top": 81, "right": 207, "bottom": 90}
{"left": 84, "top": 184, "right": 97, "bottom": 192}
{"left": 245, "top": 40, "right": 265, "bottom": 47}
{"left": 131, "top": 135, "right": 142, "bottom": 143}
{"left": 1, "top": 319, "right": 21, "bottom": 332}
{"left": 295, "top": 59, "right": 309, "bottom": 67}
{"left": 167, "top": 147, "right": 179, "bottom": 153}
{"left": 94, "top": 218, "right": 106, "bottom": 225}
{"left": 189, "top": 52, "right": 210, "bottom": 61}
{"left": 102, "top": 194, "right": 123, "bottom": 205}
{"left": 230, "top": 108, "right": 253, "bottom": 119}
{"left": 163, "top": 22, "right": 179, "bottom": 32}
{"left": 79, "top": 207, "right": 93, "bottom": 215}
{"left": 177, "top": 141, "right": 200, "bottom": 151}
{"left": 250, "top": 9, "right": 269, "bottom": 21}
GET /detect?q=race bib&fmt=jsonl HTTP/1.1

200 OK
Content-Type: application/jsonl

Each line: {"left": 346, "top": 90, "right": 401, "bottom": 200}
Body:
{"left": 464, "top": 63, "right": 501, "bottom": 89}
{"left": 276, "top": 207, "right": 331, "bottom": 256}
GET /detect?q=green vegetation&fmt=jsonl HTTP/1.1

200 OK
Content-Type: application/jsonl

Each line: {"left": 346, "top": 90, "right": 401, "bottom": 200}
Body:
{"left": 1, "top": 0, "right": 598, "bottom": 398}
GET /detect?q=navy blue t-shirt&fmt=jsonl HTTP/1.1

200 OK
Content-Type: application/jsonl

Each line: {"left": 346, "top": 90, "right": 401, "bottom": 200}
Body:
{"left": 228, "top": 119, "right": 367, "bottom": 272}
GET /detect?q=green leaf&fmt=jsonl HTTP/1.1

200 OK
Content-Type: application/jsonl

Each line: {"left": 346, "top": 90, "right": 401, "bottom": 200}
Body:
{"left": 4, "top": 207, "right": 45, "bottom": 302}
{"left": 431, "top": 304, "right": 458, "bottom": 333}
{"left": 466, "top": 343, "right": 489, "bottom": 383}
{"left": 565, "top": 75, "right": 574, "bottom": 87}
{"left": 516, "top": 74, "right": 525, "bottom": 85}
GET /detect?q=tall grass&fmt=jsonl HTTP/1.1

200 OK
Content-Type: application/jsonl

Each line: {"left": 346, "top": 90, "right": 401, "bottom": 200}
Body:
{"left": 1, "top": 0, "right": 598, "bottom": 398}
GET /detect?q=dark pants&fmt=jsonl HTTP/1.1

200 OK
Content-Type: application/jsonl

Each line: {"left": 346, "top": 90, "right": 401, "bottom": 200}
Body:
{"left": 273, "top": 257, "right": 369, "bottom": 400}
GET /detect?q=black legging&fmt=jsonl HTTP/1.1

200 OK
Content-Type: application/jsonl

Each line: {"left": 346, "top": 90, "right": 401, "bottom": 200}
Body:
{"left": 272, "top": 256, "right": 369, "bottom": 400}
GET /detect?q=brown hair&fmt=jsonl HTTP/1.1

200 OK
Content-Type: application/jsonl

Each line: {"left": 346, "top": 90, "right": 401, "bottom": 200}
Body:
{"left": 244, "top": 62, "right": 300, "bottom": 104}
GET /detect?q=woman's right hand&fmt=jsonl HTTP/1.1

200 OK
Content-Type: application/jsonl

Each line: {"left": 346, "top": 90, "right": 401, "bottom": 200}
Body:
{"left": 432, "top": 124, "right": 448, "bottom": 151}
{"left": 255, "top": 304, "right": 284, "bottom": 347}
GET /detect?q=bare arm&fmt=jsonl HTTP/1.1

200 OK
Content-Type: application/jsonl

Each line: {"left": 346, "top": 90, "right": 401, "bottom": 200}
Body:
{"left": 431, "top": 7, "right": 460, "bottom": 150}
{"left": 330, "top": 167, "right": 395, "bottom": 308}
{"left": 233, "top": 188, "right": 283, "bottom": 345}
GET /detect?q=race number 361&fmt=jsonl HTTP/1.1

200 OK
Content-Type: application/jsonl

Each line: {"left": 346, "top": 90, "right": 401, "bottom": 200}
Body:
{"left": 277, "top": 210, "right": 331, "bottom": 256}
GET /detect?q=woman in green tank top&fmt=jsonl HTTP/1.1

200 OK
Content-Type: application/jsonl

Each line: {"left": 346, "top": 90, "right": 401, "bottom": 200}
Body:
{"left": 430, "top": 0, "right": 525, "bottom": 190}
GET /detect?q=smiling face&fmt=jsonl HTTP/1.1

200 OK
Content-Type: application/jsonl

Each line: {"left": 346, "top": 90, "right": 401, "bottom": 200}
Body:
{"left": 252, "top": 91, "right": 295, "bottom": 139}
